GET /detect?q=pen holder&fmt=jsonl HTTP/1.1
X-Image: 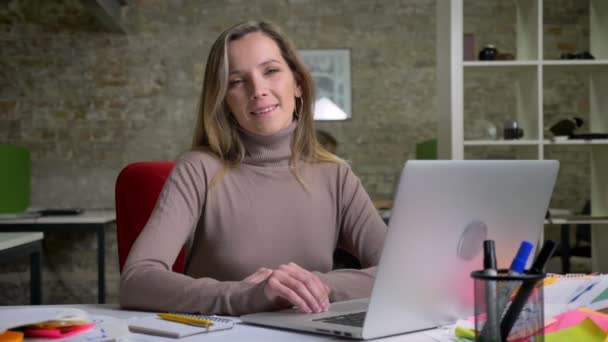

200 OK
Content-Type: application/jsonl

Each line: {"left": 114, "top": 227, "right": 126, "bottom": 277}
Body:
{"left": 471, "top": 270, "right": 546, "bottom": 342}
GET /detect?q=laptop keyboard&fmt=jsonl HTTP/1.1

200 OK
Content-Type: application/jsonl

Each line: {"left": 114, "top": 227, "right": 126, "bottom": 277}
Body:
{"left": 313, "top": 312, "right": 366, "bottom": 327}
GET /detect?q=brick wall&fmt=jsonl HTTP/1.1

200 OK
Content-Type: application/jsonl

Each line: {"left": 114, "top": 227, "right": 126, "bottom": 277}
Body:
{"left": 0, "top": 0, "right": 592, "bottom": 304}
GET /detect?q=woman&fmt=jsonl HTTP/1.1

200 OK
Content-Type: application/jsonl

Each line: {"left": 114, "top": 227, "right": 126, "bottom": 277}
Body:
{"left": 120, "top": 21, "right": 387, "bottom": 316}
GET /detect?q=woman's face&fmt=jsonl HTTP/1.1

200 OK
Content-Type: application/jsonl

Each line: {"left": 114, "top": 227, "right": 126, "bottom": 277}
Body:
{"left": 225, "top": 32, "right": 302, "bottom": 136}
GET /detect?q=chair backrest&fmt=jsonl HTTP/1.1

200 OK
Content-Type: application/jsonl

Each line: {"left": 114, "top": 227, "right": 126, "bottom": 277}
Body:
{"left": 115, "top": 161, "right": 185, "bottom": 273}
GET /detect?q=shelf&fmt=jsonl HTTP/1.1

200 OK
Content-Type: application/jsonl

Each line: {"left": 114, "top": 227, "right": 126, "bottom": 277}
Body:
{"left": 464, "top": 65, "right": 539, "bottom": 141}
{"left": 464, "top": 139, "right": 608, "bottom": 146}
{"left": 439, "top": 0, "right": 608, "bottom": 272}
{"left": 543, "top": 139, "right": 608, "bottom": 145}
{"left": 464, "top": 140, "right": 541, "bottom": 146}
{"left": 543, "top": 0, "right": 608, "bottom": 61}
{"left": 543, "top": 61, "right": 608, "bottom": 72}
{"left": 463, "top": 61, "right": 539, "bottom": 67}
{"left": 542, "top": 60, "right": 608, "bottom": 66}
{"left": 463, "top": 62, "right": 539, "bottom": 74}
{"left": 543, "top": 63, "right": 608, "bottom": 136}
{"left": 462, "top": 0, "right": 539, "bottom": 61}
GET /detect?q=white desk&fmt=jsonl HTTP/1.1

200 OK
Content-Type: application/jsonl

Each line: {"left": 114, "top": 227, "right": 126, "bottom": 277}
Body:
{"left": 545, "top": 217, "right": 608, "bottom": 273}
{"left": 0, "top": 232, "right": 44, "bottom": 304}
{"left": 0, "top": 304, "right": 442, "bottom": 341}
{"left": 0, "top": 210, "right": 116, "bottom": 303}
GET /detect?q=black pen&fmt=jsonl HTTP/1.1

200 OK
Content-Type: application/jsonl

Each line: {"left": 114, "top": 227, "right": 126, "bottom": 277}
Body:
{"left": 499, "top": 240, "right": 557, "bottom": 341}
{"left": 528, "top": 240, "right": 558, "bottom": 274}
{"left": 480, "top": 240, "right": 499, "bottom": 341}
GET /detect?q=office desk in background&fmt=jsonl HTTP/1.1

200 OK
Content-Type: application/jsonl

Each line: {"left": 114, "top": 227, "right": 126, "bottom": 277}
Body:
{"left": 0, "top": 210, "right": 116, "bottom": 303}
{"left": 546, "top": 217, "right": 608, "bottom": 274}
{"left": 0, "top": 304, "right": 440, "bottom": 342}
{"left": 0, "top": 232, "right": 43, "bottom": 305}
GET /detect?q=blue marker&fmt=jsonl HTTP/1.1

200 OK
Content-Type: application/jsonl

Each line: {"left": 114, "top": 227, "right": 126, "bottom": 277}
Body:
{"left": 497, "top": 241, "right": 534, "bottom": 316}
{"left": 509, "top": 241, "right": 534, "bottom": 275}
{"left": 500, "top": 240, "right": 557, "bottom": 340}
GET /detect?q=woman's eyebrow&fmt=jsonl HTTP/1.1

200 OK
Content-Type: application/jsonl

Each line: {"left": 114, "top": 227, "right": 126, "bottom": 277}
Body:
{"left": 258, "top": 59, "right": 282, "bottom": 67}
{"left": 229, "top": 59, "right": 283, "bottom": 75}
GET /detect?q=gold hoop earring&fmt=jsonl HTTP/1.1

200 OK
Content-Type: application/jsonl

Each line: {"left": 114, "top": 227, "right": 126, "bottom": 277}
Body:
{"left": 294, "top": 97, "right": 303, "bottom": 119}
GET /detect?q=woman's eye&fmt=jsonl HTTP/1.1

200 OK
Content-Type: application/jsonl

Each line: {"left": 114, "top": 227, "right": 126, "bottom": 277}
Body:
{"left": 265, "top": 68, "right": 279, "bottom": 75}
{"left": 228, "top": 79, "right": 243, "bottom": 86}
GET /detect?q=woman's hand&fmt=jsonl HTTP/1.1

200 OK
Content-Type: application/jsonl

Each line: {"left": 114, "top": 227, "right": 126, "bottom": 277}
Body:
{"left": 243, "top": 267, "right": 273, "bottom": 284}
{"left": 263, "top": 262, "right": 330, "bottom": 313}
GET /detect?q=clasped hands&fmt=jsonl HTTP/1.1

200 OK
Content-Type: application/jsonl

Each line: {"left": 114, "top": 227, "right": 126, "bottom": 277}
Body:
{"left": 243, "top": 262, "right": 330, "bottom": 313}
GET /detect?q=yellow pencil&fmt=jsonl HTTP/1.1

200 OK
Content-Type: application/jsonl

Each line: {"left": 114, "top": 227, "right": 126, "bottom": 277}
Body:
{"left": 157, "top": 313, "right": 213, "bottom": 327}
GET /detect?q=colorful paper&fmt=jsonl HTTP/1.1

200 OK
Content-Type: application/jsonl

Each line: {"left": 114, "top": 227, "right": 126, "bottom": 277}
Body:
{"left": 24, "top": 323, "right": 94, "bottom": 338}
{"left": 545, "top": 308, "right": 608, "bottom": 334}
{"left": 25, "top": 315, "right": 129, "bottom": 342}
{"left": 544, "top": 317, "right": 606, "bottom": 342}
{"left": 0, "top": 331, "right": 23, "bottom": 342}
{"left": 454, "top": 325, "right": 475, "bottom": 339}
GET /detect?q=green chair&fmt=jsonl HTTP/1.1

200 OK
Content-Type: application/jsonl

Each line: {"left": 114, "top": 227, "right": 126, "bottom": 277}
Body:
{"left": 0, "top": 144, "right": 30, "bottom": 213}
{"left": 416, "top": 139, "right": 437, "bottom": 160}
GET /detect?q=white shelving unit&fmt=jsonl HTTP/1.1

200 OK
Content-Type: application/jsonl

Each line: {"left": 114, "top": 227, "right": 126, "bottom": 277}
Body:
{"left": 437, "top": 0, "right": 608, "bottom": 272}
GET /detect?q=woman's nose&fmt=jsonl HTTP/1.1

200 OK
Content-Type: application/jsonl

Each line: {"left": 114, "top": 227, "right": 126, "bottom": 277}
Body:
{"left": 249, "top": 75, "right": 268, "bottom": 99}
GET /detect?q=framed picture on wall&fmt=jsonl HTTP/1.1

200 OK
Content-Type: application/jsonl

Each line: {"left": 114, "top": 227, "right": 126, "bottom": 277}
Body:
{"left": 298, "top": 49, "right": 352, "bottom": 121}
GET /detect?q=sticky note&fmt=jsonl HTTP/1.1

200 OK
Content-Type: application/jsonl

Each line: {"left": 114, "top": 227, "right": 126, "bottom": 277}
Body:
{"left": 544, "top": 317, "right": 605, "bottom": 342}
{"left": 0, "top": 331, "right": 23, "bottom": 342}
{"left": 454, "top": 325, "right": 475, "bottom": 340}
{"left": 545, "top": 308, "right": 608, "bottom": 334}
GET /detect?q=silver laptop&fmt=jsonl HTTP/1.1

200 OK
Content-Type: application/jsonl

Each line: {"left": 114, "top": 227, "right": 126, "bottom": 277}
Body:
{"left": 241, "top": 160, "right": 559, "bottom": 339}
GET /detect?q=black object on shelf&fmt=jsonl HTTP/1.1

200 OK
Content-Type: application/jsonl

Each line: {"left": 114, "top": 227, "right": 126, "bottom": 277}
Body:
{"left": 38, "top": 208, "right": 84, "bottom": 216}
{"left": 569, "top": 133, "right": 608, "bottom": 140}
{"left": 560, "top": 51, "right": 595, "bottom": 60}
{"left": 479, "top": 44, "right": 498, "bottom": 61}
{"left": 503, "top": 119, "right": 523, "bottom": 139}
{"left": 549, "top": 117, "right": 584, "bottom": 137}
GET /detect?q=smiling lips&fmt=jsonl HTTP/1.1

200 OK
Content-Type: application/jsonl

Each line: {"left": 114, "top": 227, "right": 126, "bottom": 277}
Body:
{"left": 251, "top": 104, "right": 278, "bottom": 117}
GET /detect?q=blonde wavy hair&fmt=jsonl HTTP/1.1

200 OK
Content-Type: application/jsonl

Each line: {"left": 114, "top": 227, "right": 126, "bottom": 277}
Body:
{"left": 191, "top": 20, "right": 340, "bottom": 184}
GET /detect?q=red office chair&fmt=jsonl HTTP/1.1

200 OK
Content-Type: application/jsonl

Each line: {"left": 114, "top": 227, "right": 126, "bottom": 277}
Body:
{"left": 115, "top": 161, "right": 185, "bottom": 273}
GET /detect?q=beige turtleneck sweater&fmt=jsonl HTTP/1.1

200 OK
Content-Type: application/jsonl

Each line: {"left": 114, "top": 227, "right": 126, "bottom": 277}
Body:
{"left": 119, "top": 123, "right": 387, "bottom": 315}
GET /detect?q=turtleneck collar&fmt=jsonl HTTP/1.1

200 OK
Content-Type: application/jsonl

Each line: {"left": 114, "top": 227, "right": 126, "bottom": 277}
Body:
{"left": 239, "top": 121, "right": 297, "bottom": 167}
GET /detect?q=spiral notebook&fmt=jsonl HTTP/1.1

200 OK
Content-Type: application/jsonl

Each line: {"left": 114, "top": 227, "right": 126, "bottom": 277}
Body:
{"left": 127, "top": 314, "right": 234, "bottom": 338}
{"left": 543, "top": 273, "right": 608, "bottom": 319}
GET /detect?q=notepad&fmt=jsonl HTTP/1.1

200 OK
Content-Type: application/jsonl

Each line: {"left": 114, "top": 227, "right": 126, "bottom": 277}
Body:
{"left": 127, "top": 315, "right": 234, "bottom": 338}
